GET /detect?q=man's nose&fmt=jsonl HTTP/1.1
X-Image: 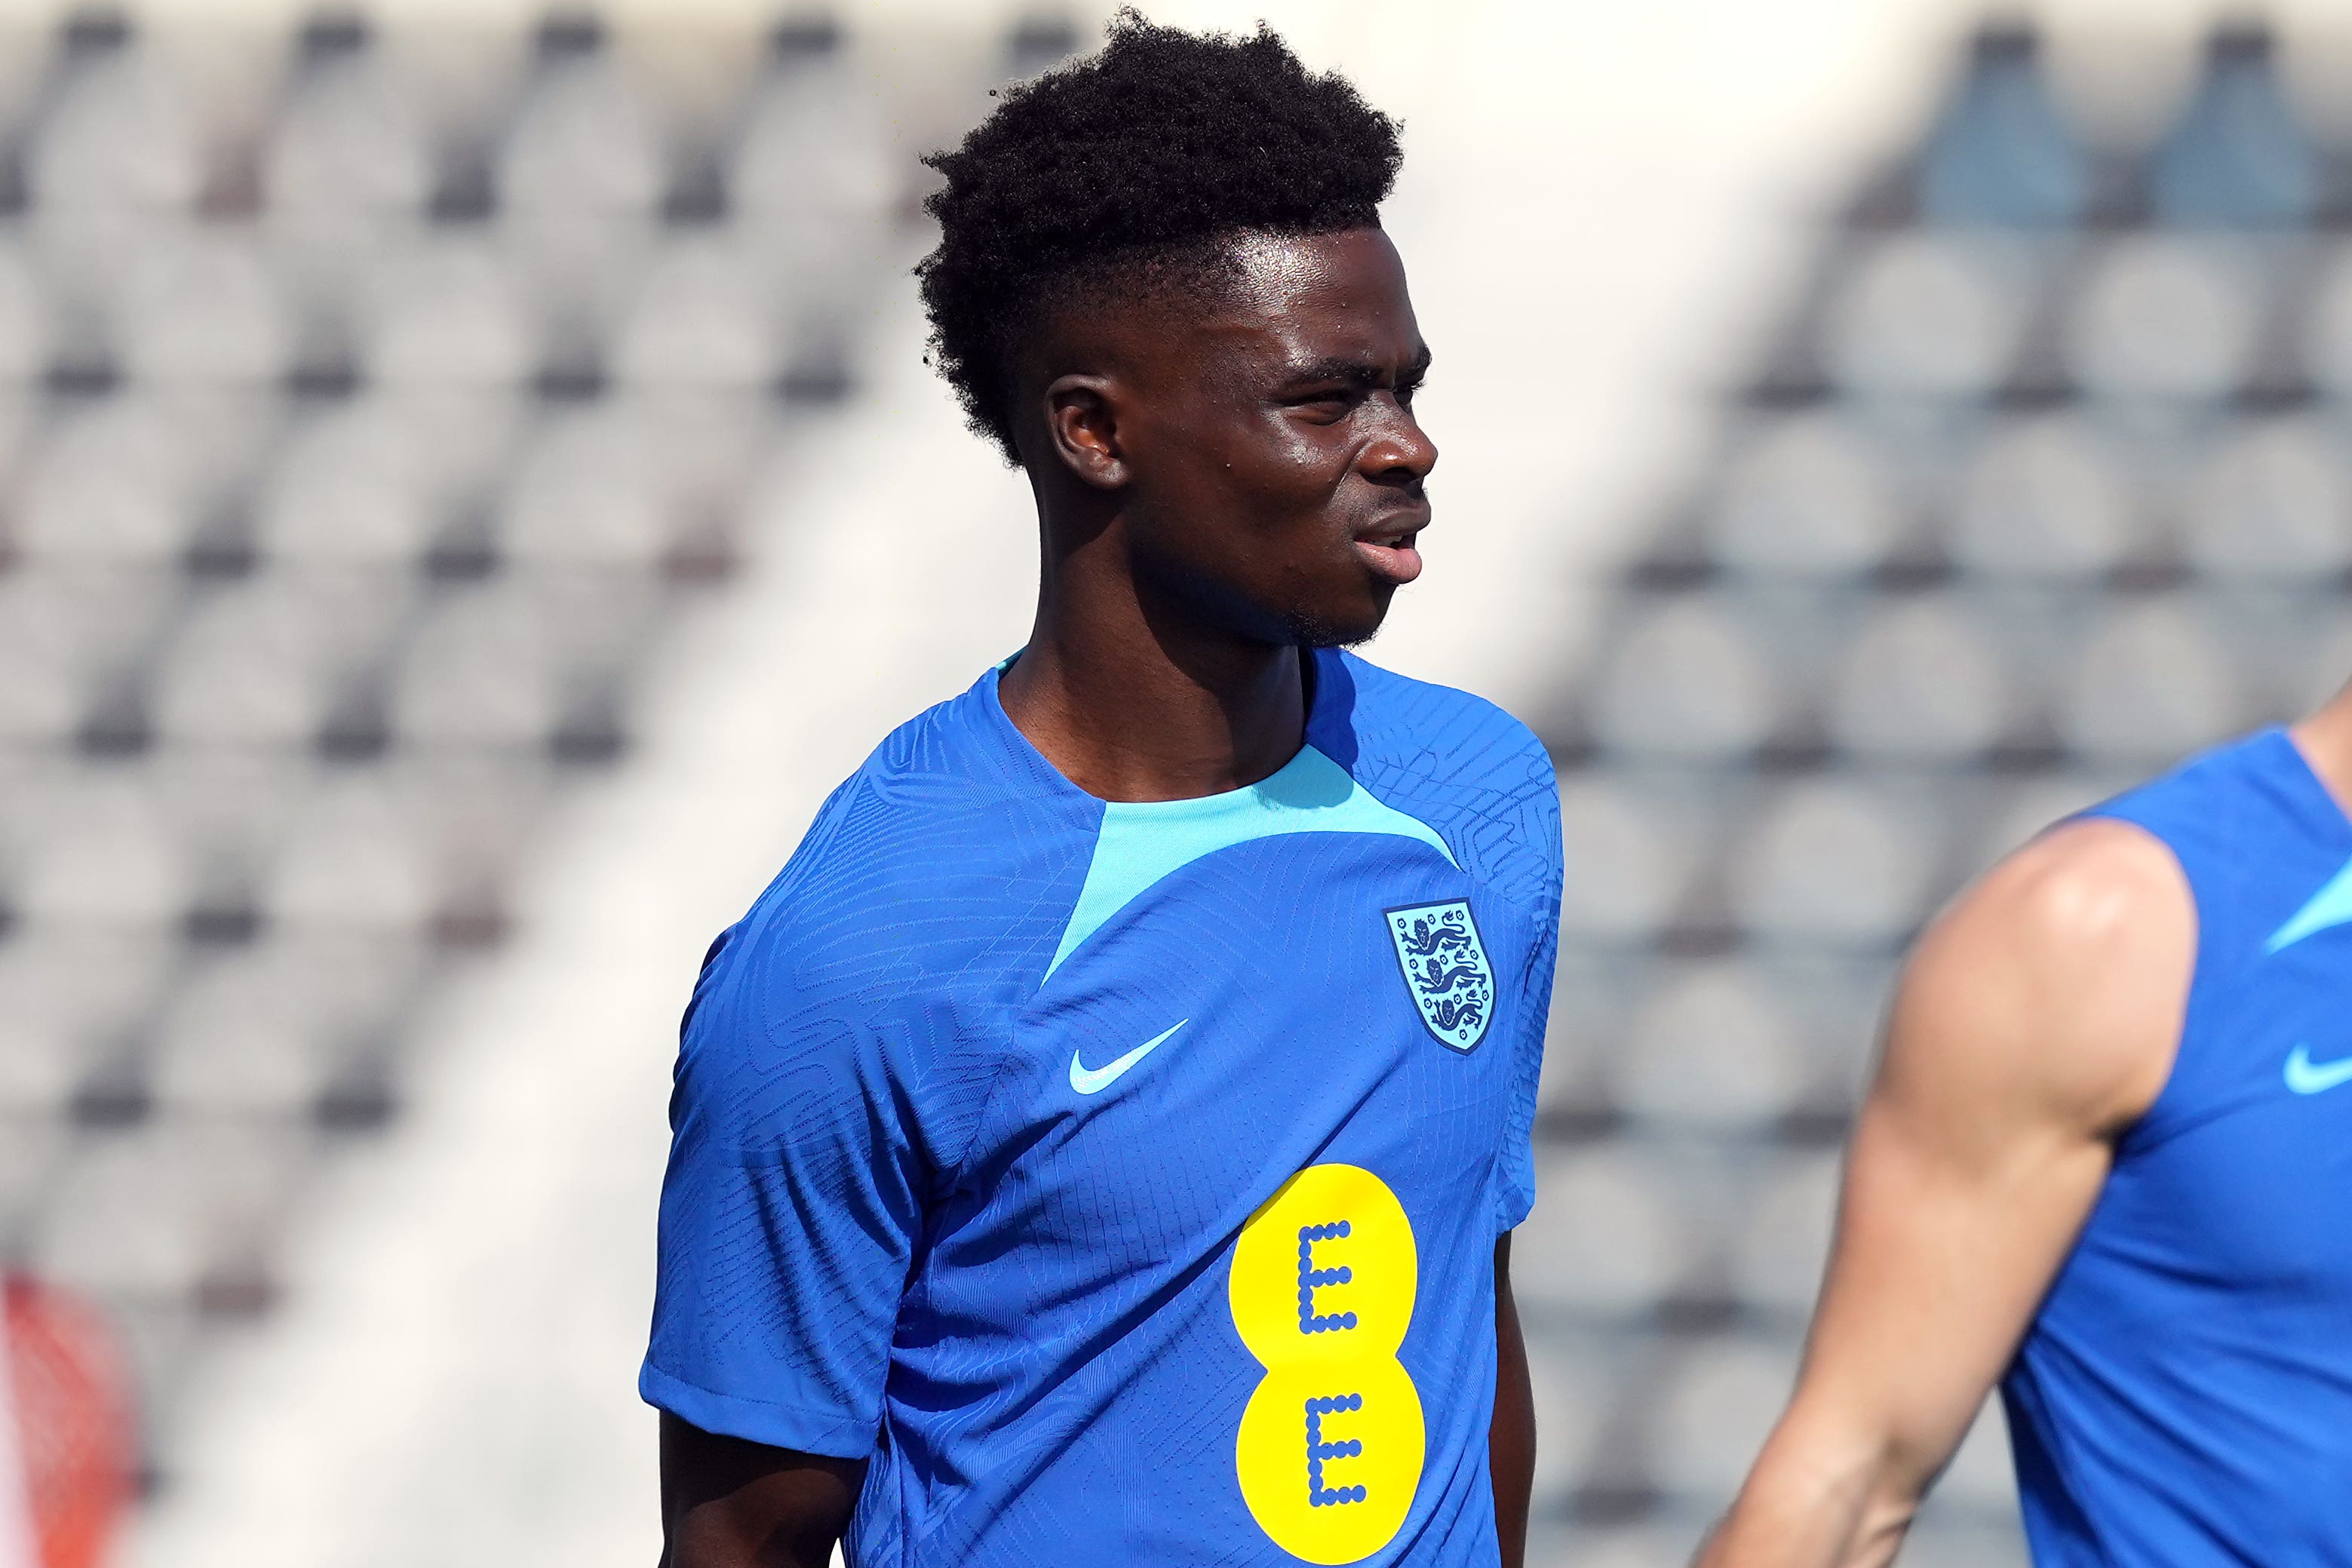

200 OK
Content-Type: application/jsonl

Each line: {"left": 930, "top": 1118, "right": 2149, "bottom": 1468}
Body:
{"left": 1360, "top": 410, "right": 1436, "bottom": 484}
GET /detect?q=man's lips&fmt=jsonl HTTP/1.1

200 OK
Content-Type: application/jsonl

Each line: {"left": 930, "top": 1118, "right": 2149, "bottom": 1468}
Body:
{"left": 1353, "top": 527, "right": 1423, "bottom": 585}
{"left": 1353, "top": 509, "right": 1428, "bottom": 585}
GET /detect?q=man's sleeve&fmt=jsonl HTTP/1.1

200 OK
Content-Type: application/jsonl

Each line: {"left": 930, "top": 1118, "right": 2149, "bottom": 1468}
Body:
{"left": 639, "top": 918, "right": 923, "bottom": 1459}
{"left": 1494, "top": 742, "right": 1561, "bottom": 1233}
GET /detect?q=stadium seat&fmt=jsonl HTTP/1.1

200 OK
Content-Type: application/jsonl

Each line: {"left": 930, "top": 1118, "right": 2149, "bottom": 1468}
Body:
{"left": 0, "top": 238, "right": 57, "bottom": 382}
{"left": 608, "top": 237, "right": 784, "bottom": 390}
{"left": 0, "top": 1115, "right": 66, "bottom": 1236}
{"left": 1945, "top": 415, "right": 2134, "bottom": 579}
{"left": 1912, "top": 23, "right": 2090, "bottom": 229}
{"left": 263, "top": 17, "right": 434, "bottom": 222}
{"left": 148, "top": 777, "right": 287, "bottom": 952}
{"left": 2302, "top": 243, "right": 2352, "bottom": 400}
{"left": 149, "top": 573, "right": 402, "bottom": 746}
{"left": 1727, "top": 1151, "right": 1840, "bottom": 1315}
{"left": 361, "top": 234, "right": 540, "bottom": 387}
{"left": 1556, "top": 777, "right": 1696, "bottom": 945}
{"left": 1512, "top": 1147, "right": 1696, "bottom": 1318}
{"left": 29, "top": 34, "right": 203, "bottom": 217}
{"left": 1726, "top": 780, "right": 1939, "bottom": 948}
{"left": 1822, "top": 233, "right": 2036, "bottom": 398}
{"left": 0, "top": 929, "right": 173, "bottom": 1115}
{"left": 264, "top": 769, "right": 440, "bottom": 934}
{"left": 497, "top": 18, "right": 665, "bottom": 224}
{"left": 2181, "top": 417, "right": 2352, "bottom": 581}
{"left": 2286, "top": 609, "right": 2352, "bottom": 715}
{"left": 1764, "top": 954, "right": 1889, "bottom": 1102}
{"left": 31, "top": 1119, "right": 308, "bottom": 1302}
{"left": 1828, "top": 594, "right": 2010, "bottom": 760}
{"left": 2066, "top": 237, "right": 2268, "bottom": 403}
{"left": 256, "top": 390, "right": 519, "bottom": 565}
{"left": 0, "top": 572, "right": 113, "bottom": 744}
{"left": 728, "top": 22, "right": 893, "bottom": 235}
{"left": 2146, "top": 23, "right": 2325, "bottom": 230}
{"left": 149, "top": 934, "right": 418, "bottom": 1116}
{"left": 497, "top": 402, "right": 681, "bottom": 568}
{"left": 1588, "top": 597, "right": 1780, "bottom": 761}
{"left": 1612, "top": 962, "right": 1810, "bottom": 1131}
{"left": 1538, "top": 950, "right": 1648, "bottom": 1109}
{"left": 2058, "top": 600, "right": 2238, "bottom": 762}
{"left": 17, "top": 396, "right": 208, "bottom": 565}
{"left": 393, "top": 574, "right": 651, "bottom": 748}
{"left": 15, "top": 769, "right": 187, "bottom": 929}
{"left": 1647, "top": 1335, "right": 1805, "bottom": 1502}
{"left": 1708, "top": 414, "right": 1902, "bottom": 580}
{"left": 149, "top": 990, "right": 342, "bottom": 1119}
{"left": 116, "top": 230, "right": 294, "bottom": 385}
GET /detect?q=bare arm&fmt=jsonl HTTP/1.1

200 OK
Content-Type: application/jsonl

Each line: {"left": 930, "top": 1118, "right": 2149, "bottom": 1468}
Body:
{"left": 1696, "top": 819, "right": 2191, "bottom": 1568}
{"left": 659, "top": 1412, "right": 867, "bottom": 1568}
{"left": 1491, "top": 1232, "right": 1534, "bottom": 1568}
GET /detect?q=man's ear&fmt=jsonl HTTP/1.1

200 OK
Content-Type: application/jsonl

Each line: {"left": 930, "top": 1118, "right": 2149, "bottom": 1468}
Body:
{"left": 1042, "top": 373, "right": 1131, "bottom": 490}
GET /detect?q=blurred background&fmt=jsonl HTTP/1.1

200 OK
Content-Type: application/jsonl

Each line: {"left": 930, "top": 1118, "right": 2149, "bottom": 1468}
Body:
{"left": 0, "top": 0, "right": 2347, "bottom": 1564}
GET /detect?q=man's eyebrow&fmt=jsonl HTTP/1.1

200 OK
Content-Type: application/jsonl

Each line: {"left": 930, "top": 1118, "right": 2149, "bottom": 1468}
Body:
{"left": 1282, "top": 345, "right": 1435, "bottom": 387}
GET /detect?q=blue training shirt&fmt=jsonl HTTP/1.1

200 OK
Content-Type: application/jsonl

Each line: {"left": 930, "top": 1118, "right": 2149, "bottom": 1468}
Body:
{"left": 2003, "top": 726, "right": 2352, "bottom": 1566}
{"left": 641, "top": 648, "right": 1561, "bottom": 1566}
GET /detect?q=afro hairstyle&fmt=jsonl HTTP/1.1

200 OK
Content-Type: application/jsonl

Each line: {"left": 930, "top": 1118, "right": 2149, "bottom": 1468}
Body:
{"left": 917, "top": 11, "right": 1404, "bottom": 463}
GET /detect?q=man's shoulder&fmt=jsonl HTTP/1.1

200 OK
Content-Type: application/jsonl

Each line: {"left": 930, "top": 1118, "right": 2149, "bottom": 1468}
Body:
{"left": 1895, "top": 817, "right": 2191, "bottom": 1129}
{"left": 1330, "top": 650, "right": 1552, "bottom": 787}
{"left": 715, "top": 679, "right": 1093, "bottom": 1010}
{"left": 1325, "top": 651, "right": 1559, "bottom": 910}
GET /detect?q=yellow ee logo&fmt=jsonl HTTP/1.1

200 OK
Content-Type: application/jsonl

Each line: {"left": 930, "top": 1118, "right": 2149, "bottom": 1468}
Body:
{"left": 1230, "top": 1163, "right": 1424, "bottom": 1564}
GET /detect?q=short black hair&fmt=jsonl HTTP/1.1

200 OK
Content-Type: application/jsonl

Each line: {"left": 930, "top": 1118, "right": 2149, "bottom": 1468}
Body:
{"left": 917, "top": 12, "right": 1404, "bottom": 462}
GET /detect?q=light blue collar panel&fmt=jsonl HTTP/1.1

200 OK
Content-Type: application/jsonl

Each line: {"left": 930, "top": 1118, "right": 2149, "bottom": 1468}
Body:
{"left": 2267, "top": 852, "right": 2352, "bottom": 954}
{"left": 1043, "top": 744, "right": 1455, "bottom": 981}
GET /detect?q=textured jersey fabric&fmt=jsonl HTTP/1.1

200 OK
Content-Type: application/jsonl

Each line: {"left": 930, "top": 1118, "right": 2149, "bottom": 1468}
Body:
{"left": 641, "top": 648, "right": 1561, "bottom": 1567}
{"left": 2003, "top": 727, "right": 2352, "bottom": 1567}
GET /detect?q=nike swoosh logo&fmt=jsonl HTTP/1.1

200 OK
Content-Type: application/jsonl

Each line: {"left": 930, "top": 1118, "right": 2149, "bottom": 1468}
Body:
{"left": 1069, "top": 1020, "right": 1188, "bottom": 1096}
{"left": 2284, "top": 1044, "right": 2352, "bottom": 1096}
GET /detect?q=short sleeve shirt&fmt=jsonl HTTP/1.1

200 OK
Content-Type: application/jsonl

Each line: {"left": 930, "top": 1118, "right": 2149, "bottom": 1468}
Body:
{"left": 642, "top": 649, "right": 1561, "bottom": 1566}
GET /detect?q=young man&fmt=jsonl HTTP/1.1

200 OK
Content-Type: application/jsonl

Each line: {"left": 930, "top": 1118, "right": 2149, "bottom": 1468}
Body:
{"left": 1701, "top": 689, "right": 2352, "bottom": 1566}
{"left": 641, "top": 20, "right": 1560, "bottom": 1568}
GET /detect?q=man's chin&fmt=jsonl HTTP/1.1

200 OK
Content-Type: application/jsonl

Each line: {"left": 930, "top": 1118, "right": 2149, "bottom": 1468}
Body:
{"left": 1279, "top": 596, "right": 1392, "bottom": 651}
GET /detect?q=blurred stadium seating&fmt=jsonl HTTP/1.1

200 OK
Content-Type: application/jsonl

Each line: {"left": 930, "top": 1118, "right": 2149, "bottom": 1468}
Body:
{"left": 2, "top": 7, "right": 2348, "bottom": 1568}
{"left": 1531, "top": 17, "right": 2352, "bottom": 1564}
{"left": 0, "top": 2, "right": 902, "bottom": 1525}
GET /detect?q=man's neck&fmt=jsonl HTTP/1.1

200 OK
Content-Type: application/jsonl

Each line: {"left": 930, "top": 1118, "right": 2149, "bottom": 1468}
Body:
{"left": 998, "top": 595, "right": 1310, "bottom": 805}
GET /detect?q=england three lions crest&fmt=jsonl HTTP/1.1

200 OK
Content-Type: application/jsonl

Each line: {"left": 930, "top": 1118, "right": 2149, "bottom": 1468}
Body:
{"left": 1384, "top": 900, "right": 1495, "bottom": 1053}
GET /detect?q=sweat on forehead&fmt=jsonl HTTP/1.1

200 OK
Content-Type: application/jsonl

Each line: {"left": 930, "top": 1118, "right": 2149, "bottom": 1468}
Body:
{"left": 1029, "top": 226, "right": 1384, "bottom": 344}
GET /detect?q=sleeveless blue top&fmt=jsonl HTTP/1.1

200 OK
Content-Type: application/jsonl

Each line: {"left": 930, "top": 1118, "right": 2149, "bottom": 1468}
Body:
{"left": 2003, "top": 727, "right": 2352, "bottom": 1566}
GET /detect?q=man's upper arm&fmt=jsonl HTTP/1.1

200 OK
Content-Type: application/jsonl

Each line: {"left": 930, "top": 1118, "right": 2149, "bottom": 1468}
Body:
{"left": 641, "top": 906, "right": 926, "bottom": 1460}
{"left": 1490, "top": 1233, "right": 1535, "bottom": 1568}
{"left": 1779, "top": 817, "right": 2194, "bottom": 1492}
{"left": 661, "top": 1412, "right": 866, "bottom": 1568}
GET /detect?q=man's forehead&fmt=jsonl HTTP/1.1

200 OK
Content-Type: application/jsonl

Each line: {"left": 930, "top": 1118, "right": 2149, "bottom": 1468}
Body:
{"left": 1224, "top": 229, "right": 1407, "bottom": 305}
{"left": 1039, "top": 226, "right": 1417, "bottom": 379}
{"left": 1211, "top": 229, "right": 1420, "bottom": 354}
